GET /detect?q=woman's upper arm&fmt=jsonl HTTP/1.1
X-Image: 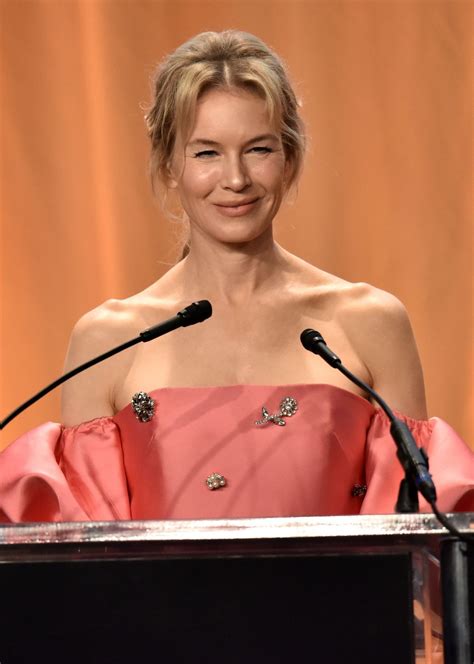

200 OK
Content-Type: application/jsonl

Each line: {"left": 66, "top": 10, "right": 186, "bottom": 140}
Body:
{"left": 348, "top": 287, "right": 428, "bottom": 420}
{"left": 61, "top": 301, "right": 137, "bottom": 426}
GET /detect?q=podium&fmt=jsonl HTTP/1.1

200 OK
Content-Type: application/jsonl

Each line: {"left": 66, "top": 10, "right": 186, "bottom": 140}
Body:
{"left": 0, "top": 513, "right": 472, "bottom": 663}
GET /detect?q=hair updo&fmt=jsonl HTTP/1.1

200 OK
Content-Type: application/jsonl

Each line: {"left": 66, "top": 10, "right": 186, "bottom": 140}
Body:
{"left": 145, "top": 30, "right": 306, "bottom": 191}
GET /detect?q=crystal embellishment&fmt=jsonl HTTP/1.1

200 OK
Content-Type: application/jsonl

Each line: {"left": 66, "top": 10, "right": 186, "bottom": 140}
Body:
{"left": 206, "top": 472, "right": 227, "bottom": 490}
{"left": 131, "top": 391, "right": 156, "bottom": 423}
{"left": 351, "top": 484, "right": 367, "bottom": 497}
{"left": 255, "top": 396, "right": 298, "bottom": 426}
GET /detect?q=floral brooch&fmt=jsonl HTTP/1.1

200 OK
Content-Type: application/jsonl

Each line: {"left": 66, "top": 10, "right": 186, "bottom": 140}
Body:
{"left": 255, "top": 396, "right": 298, "bottom": 427}
{"left": 131, "top": 391, "right": 156, "bottom": 423}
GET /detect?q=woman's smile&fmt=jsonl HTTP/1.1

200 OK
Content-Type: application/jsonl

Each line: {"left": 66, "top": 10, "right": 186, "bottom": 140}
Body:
{"left": 213, "top": 197, "right": 261, "bottom": 217}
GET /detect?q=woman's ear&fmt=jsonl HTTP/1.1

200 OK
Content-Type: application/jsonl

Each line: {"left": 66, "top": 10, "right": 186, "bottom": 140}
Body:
{"left": 165, "top": 134, "right": 186, "bottom": 189}
{"left": 164, "top": 162, "right": 179, "bottom": 189}
{"left": 283, "top": 157, "right": 295, "bottom": 191}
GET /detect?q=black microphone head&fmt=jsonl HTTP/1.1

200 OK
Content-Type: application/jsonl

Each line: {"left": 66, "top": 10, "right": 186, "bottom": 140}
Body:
{"left": 300, "top": 328, "right": 325, "bottom": 352}
{"left": 178, "top": 300, "right": 213, "bottom": 326}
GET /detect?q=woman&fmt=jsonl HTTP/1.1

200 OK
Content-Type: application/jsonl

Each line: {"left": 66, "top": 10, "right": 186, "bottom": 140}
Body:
{"left": 0, "top": 31, "right": 472, "bottom": 521}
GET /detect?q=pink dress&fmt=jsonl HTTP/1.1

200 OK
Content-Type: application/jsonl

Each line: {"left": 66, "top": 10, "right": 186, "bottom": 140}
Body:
{"left": 0, "top": 384, "right": 472, "bottom": 522}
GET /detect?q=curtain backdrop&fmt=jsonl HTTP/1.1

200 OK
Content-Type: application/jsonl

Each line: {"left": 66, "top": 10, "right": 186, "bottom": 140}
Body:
{"left": 1, "top": 0, "right": 472, "bottom": 450}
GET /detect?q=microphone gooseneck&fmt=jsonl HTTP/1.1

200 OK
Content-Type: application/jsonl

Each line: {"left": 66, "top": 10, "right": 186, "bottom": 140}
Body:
{"left": 300, "top": 328, "right": 437, "bottom": 506}
{"left": 0, "top": 300, "right": 212, "bottom": 430}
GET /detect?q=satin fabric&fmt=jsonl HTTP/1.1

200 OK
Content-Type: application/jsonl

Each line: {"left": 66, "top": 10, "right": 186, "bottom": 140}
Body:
{"left": 0, "top": 384, "right": 472, "bottom": 522}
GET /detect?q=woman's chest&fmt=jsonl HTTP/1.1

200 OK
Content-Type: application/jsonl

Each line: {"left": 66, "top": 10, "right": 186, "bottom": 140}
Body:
{"left": 116, "top": 311, "right": 370, "bottom": 410}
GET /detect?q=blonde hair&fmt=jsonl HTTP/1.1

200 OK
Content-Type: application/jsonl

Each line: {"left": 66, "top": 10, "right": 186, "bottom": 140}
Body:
{"left": 145, "top": 30, "right": 306, "bottom": 191}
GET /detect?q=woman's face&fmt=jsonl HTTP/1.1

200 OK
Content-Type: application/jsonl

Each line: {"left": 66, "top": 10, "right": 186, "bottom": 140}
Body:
{"left": 169, "top": 87, "right": 289, "bottom": 246}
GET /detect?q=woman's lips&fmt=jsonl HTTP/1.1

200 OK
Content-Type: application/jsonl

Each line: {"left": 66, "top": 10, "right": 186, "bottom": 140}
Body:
{"left": 214, "top": 199, "right": 259, "bottom": 217}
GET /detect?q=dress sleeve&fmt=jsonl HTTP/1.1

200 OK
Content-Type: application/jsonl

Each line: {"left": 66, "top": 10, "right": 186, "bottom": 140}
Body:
{"left": 0, "top": 420, "right": 131, "bottom": 523}
{"left": 361, "top": 410, "right": 474, "bottom": 514}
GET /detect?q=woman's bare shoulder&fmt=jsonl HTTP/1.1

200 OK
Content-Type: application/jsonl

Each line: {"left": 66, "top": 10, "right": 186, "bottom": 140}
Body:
{"left": 290, "top": 257, "right": 426, "bottom": 417}
{"left": 61, "top": 285, "right": 179, "bottom": 425}
{"left": 330, "top": 281, "right": 426, "bottom": 418}
{"left": 289, "top": 254, "right": 407, "bottom": 322}
{"left": 65, "top": 297, "right": 146, "bottom": 368}
{"left": 65, "top": 282, "right": 183, "bottom": 367}
{"left": 335, "top": 280, "right": 408, "bottom": 321}
{"left": 299, "top": 270, "right": 416, "bottom": 370}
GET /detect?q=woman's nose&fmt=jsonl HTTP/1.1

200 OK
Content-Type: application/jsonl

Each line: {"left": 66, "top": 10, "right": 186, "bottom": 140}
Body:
{"left": 221, "top": 155, "right": 251, "bottom": 191}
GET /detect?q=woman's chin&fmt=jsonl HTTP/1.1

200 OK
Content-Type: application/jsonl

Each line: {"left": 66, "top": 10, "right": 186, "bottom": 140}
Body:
{"left": 214, "top": 224, "right": 274, "bottom": 247}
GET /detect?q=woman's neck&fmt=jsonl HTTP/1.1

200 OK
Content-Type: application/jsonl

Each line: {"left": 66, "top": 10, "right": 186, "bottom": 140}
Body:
{"left": 178, "top": 231, "right": 291, "bottom": 305}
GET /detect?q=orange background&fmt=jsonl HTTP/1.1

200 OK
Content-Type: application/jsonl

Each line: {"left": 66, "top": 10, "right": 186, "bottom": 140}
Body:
{"left": 1, "top": 0, "right": 472, "bottom": 450}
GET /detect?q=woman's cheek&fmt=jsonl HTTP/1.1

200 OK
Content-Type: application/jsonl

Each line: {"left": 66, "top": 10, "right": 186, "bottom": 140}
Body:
{"left": 191, "top": 164, "right": 221, "bottom": 191}
{"left": 253, "top": 154, "right": 286, "bottom": 178}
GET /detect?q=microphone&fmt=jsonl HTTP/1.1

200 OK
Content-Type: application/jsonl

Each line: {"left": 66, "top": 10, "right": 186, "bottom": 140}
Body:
{"left": 0, "top": 300, "right": 212, "bottom": 430}
{"left": 300, "top": 329, "right": 341, "bottom": 368}
{"left": 139, "top": 300, "right": 212, "bottom": 340}
{"left": 300, "top": 328, "right": 437, "bottom": 507}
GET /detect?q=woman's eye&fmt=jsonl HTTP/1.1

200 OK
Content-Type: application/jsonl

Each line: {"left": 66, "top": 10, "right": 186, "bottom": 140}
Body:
{"left": 193, "top": 149, "right": 218, "bottom": 158}
{"left": 248, "top": 146, "right": 273, "bottom": 154}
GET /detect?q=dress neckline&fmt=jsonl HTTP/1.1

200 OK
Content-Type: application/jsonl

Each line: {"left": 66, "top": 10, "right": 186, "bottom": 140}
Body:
{"left": 116, "top": 382, "right": 375, "bottom": 419}
{"left": 63, "top": 382, "right": 428, "bottom": 430}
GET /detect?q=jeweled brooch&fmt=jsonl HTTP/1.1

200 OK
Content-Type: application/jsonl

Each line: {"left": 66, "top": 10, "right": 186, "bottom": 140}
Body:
{"left": 255, "top": 396, "right": 298, "bottom": 426}
{"left": 351, "top": 484, "right": 367, "bottom": 497}
{"left": 131, "top": 391, "right": 156, "bottom": 423}
{"left": 206, "top": 472, "right": 227, "bottom": 490}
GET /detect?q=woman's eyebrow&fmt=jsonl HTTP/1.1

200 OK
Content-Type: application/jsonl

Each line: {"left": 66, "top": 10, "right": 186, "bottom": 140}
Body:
{"left": 187, "top": 133, "right": 279, "bottom": 148}
{"left": 187, "top": 139, "right": 220, "bottom": 148}
{"left": 246, "top": 133, "right": 280, "bottom": 144}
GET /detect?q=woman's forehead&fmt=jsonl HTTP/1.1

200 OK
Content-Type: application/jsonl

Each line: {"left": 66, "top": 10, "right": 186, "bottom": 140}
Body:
{"left": 188, "top": 87, "right": 278, "bottom": 143}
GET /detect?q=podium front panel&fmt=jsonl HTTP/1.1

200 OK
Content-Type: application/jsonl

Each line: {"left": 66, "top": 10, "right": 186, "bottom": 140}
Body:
{"left": 1, "top": 513, "right": 472, "bottom": 663}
